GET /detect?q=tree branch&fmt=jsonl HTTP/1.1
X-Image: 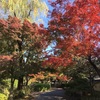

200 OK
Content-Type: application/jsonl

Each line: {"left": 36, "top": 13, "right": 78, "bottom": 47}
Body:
{"left": 27, "top": 9, "right": 32, "bottom": 18}
{"left": 88, "top": 55, "right": 100, "bottom": 77}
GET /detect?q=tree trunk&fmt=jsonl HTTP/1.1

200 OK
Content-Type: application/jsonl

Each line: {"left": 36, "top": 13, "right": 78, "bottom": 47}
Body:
{"left": 88, "top": 55, "right": 100, "bottom": 77}
{"left": 11, "top": 78, "right": 15, "bottom": 90}
{"left": 17, "top": 77, "right": 23, "bottom": 90}
{"left": 10, "top": 65, "right": 15, "bottom": 90}
{"left": 17, "top": 34, "right": 24, "bottom": 90}
{"left": 25, "top": 76, "right": 30, "bottom": 86}
{"left": 8, "top": 77, "right": 15, "bottom": 100}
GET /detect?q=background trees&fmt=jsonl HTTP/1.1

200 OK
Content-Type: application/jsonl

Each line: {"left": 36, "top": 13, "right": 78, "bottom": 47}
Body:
{"left": 0, "top": 0, "right": 48, "bottom": 22}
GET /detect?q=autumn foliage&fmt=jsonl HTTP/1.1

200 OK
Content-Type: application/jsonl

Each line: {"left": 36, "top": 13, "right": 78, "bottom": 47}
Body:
{"left": 43, "top": 0, "right": 100, "bottom": 70}
{"left": 0, "top": 0, "right": 100, "bottom": 92}
{"left": 0, "top": 16, "right": 49, "bottom": 62}
{"left": 0, "top": 16, "right": 49, "bottom": 90}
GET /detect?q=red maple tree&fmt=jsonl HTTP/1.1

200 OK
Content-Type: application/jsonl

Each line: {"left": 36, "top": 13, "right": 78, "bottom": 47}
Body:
{"left": 44, "top": 0, "right": 100, "bottom": 76}
{"left": 0, "top": 16, "right": 49, "bottom": 90}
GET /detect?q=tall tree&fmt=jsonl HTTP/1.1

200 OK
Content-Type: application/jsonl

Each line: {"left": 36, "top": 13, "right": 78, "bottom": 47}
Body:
{"left": 44, "top": 0, "right": 100, "bottom": 76}
{"left": 0, "top": 0, "right": 49, "bottom": 92}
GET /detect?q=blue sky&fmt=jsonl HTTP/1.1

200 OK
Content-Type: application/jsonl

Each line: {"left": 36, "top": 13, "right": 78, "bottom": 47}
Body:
{"left": 38, "top": 0, "right": 53, "bottom": 27}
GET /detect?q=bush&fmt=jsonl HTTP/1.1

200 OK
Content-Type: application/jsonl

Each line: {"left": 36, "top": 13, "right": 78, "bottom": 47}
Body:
{"left": 33, "top": 82, "right": 50, "bottom": 92}
{"left": 0, "top": 79, "right": 10, "bottom": 99}
{"left": 0, "top": 93, "right": 7, "bottom": 100}
{"left": 13, "top": 90, "right": 25, "bottom": 99}
{"left": 65, "top": 77, "right": 91, "bottom": 96}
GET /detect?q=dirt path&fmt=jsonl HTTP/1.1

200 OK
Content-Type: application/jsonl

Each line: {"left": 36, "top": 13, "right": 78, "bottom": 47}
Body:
{"left": 36, "top": 88, "right": 67, "bottom": 100}
{"left": 29, "top": 88, "right": 67, "bottom": 100}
